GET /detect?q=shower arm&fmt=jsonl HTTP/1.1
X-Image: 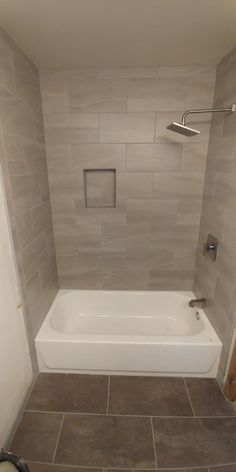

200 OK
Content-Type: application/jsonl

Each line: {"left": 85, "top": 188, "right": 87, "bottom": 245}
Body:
{"left": 181, "top": 105, "right": 235, "bottom": 125}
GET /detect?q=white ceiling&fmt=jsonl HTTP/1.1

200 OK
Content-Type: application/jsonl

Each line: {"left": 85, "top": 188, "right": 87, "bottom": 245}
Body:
{"left": 1, "top": 0, "right": 236, "bottom": 69}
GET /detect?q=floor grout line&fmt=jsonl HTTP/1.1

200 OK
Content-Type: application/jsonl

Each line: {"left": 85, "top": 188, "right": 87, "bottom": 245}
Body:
{"left": 52, "top": 413, "right": 64, "bottom": 464}
{"left": 25, "top": 460, "right": 236, "bottom": 470}
{"left": 150, "top": 417, "right": 158, "bottom": 469}
{"left": 183, "top": 377, "right": 196, "bottom": 416}
{"left": 106, "top": 375, "right": 110, "bottom": 414}
{"left": 24, "top": 409, "right": 236, "bottom": 419}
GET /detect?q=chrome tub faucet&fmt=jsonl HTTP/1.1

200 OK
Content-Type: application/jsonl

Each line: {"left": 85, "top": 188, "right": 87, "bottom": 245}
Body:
{"left": 189, "top": 297, "right": 206, "bottom": 308}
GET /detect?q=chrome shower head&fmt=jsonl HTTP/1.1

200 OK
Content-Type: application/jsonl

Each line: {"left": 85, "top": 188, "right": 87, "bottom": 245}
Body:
{"left": 166, "top": 122, "right": 200, "bottom": 137}
{"left": 167, "top": 105, "right": 235, "bottom": 137}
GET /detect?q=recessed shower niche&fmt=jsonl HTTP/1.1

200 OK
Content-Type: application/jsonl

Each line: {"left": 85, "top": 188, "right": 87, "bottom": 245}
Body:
{"left": 84, "top": 169, "right": 116, "bottom": 208}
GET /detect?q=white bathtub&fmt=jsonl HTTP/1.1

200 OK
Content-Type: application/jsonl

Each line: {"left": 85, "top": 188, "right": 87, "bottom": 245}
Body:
{"left": 35, "top": 290, "right": 222, "bottom": 377}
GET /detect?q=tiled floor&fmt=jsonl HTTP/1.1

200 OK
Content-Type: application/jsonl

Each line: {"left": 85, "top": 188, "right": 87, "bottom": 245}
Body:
{"left": 10, "top": 374, "right": 236, "bottom": 471}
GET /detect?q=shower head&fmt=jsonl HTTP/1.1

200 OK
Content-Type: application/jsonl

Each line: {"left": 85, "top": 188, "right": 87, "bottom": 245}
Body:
{"left": 166, "top": 122, "right": 200, "bottom": 137}
{"left": 167, "top": 104, "right": 235, "bottom": 137}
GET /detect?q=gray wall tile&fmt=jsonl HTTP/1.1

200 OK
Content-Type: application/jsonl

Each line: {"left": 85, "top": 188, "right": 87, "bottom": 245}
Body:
{"left": 99, "top": 112, "right": 155, "bottom": 143}
{"left": 40, "top": 66, "right": 215, "bottom": 290}
{"left": 194, "top": 46, "right": 236, "bottom": 382}
{"left": 0, "top": 29, "right": 58, "bottom": 356}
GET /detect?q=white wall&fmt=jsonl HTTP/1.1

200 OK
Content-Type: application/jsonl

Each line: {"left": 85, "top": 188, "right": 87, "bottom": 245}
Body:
{"left": 0, "top": 172, "right": 33, "bottom": 446}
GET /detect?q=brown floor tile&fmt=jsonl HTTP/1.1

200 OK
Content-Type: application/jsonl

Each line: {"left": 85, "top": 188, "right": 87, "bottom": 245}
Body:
{"left": 55, "top": 414, "right": 156, "bottom": 468}
{"left": 185, "top": 378, "right": 236, "bottom": 416}
{"left": 109, "top": 376, "right": 193, "bottom": 416}
{"left": 157, "top": 469, "right": 208, "bottom": 472}
{"left": 209, "top": 466, "right": 236, "bottom": 472}
{"left": 105, "top": 470, "right": 157, "bottom": 472}
{"left": 26, "top": 373, "right": 108, "bottom": 413}
{"left": 152, "top": 417, "right": 236, "bottom": 468}
{"left": 28, "top": 464, "right": 102, "bottom": 472}
{"left": 107, "top": 470, "right": 207, "bottom": 472}
{"left": 10, "top": 412, "right": 62, "bottom": 463}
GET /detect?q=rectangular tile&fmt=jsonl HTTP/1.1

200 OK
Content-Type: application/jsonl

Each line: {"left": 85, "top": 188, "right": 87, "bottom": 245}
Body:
{"left": 0, "top": 37, "right": 15, "bottom": 94}
{"left": 32, "top": 201, "right": 52, "bottom": 235}
{"left": 15, "top": 210, "right": 34, "bottom": 250}
{"left": 101, "top": 223, "right": 150, "bottom": 251}
{"left": 54, "top": 224, "right": 101, "bottom": 254}
{"left": 126, "top": 199, "right": 177, "bottom": 225}
{"left": 99, "top": 113, "right": 155, "bottom": 143}
{"left": 187, "top": 69, "right": 216, "bottom": 108}
{"left": 126, "top": 246, "right": 174, "bottom": 271}
{"left": 71, "top": 143, "right": 126, "bottom": 171}
{"left": 117, "top": 173, "right": 152, "bottom": 199}
{"left": 3, "top": 133, "right": 24, "bottom": 162}
{"left": 49, "top": 173, "right": 84, "bottom": 199}
{"left": 46, "top": 144, "right": 73, "bottom": 175}
{"left": 148, "top": 270, "right": 194, "bottom": 290}
{"left": 153, "top": 172, "right": 204, "bottom": 199}
{"left": 181, "top": 142, "right": 208, "bottom": 172}
{"left": 13, "top": 52, "right": 40, "bottom": 110}
{"left": 127, "top": 78, "right": 187, "bottom": 111}
{"left": 157, "top": 469, "right": 208, "bottom": 472}
{"left": 84, "top": 169, "right": 116, "bottom": 208}
{"left": 210, "top": 466, "right": 236, "bottom": 472}
{"left": 127, "top": 143, "right": 182, "bottom": 172}
{"left": 28, "top": 464, "right": 101, "bottom": 472}
{"left": 185, "top": 378, "right": 236, "bottom": 417}
{"left": 21, "top": 234, "right": 48, "bottom": 282}
{"left": 153, "top": 417, "right": 236, "bottom": 468}
{"left": 0, "top": 97, "right": 35, "bottom": 140}
{"left": 59, "top": 272, "right": 103, "bottom": 289}
{"left": 40, "top": 79, "right": 69, "bottom": 114}
{"left": 109, "top": 376, "right": 193, "bottom": 416}
{"left": 10, "top": 175, "right": 41, "bottom": 214}
{"left": 27, "top": 373, "right": 108, "bottom": 413}
{"left": 177, "top": 199, "right": 202, "bottom": 225}
{"left": 55, "top": 414, "right": 155, "bottom": 468}
{"left": 68, "top": 78, "right": 128, "bottom": 112}
{"left": 102, "top": 270, "right": 148, "bottom": 290}
{"left": 10, "top": 412, "right": 62, "bottom": 463}
{"left": 23, "top": 141, "right": 48, "bottom": 175}
{"left": 214, "top": 173, "right": 236, "bottom": 211}
{"left": 44, "top": 113, "right": 98, "bottom": 144}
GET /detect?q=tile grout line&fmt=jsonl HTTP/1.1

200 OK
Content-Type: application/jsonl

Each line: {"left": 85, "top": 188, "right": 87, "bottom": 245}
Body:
{"left": 24, "top": 408, "right": 236, "bottom": 419}
{"left": 183, "top": 377, "right": 196, "bottom": 416}
{"left": 106, "top": 375, "right": 110, "bottom": 414}
{"left": 26, "top": 459, "right": 236, "bottom": 470}
{"left": 150, "top": 417, "right": 158, "bottom": 469}
{"left": 52, "top": 413, "right": 64, "bottom": 464}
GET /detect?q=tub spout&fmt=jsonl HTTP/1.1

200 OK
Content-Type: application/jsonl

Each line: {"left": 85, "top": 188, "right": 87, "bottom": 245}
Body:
{"left": 189, "top": 297, "right": 206, "bottom": 308}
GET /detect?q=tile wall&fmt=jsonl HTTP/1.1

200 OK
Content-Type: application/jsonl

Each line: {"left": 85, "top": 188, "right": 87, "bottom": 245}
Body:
{"left": 0, "top": 28, "right": 58, "bottom": 356}
{"left": 40, "top": 66, "right": 216, "bottom": 289}
{"left": 194, "top": 46, "right": 236, "bottom": 380}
